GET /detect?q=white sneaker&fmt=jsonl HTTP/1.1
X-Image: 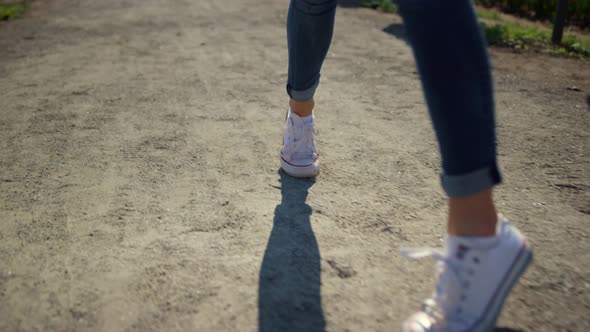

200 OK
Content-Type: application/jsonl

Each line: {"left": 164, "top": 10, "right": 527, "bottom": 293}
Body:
{"left": 401, "top": 216, "right": 533, "bottom": 332}
{"left": 280, "top": 109, "right": 319, "bottom": 177}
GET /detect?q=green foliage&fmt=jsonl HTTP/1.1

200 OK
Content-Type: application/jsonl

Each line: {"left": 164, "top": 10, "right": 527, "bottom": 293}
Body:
{"left": 477, "top": 10, "right": 502, "bottom": 21}
{"left": 360, "top": 0, "right": 396, "bottom": 13}
{"left": 474, "top": 0, "right": 590, "bottom": 28}
{"left": 482, "top": 22, "right": 590, "bottom": 59}
{"left": 0, "top": 2, "right": 26, "bottom": 21}
{"left": 562, "top": 33, "right": 590, "bottom": 57}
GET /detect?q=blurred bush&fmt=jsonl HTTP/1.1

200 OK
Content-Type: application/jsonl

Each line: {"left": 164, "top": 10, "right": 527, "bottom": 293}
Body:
{"left": 0, "top": 2, "right": 27, "bottom": 21}
{"left": 475, "top": 0, "right": 590, "bottom": 28}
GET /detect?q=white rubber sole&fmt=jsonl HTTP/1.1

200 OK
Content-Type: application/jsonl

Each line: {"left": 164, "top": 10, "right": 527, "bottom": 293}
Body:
{"left": 280, "top": 154, "right": 319, "bottom": 178}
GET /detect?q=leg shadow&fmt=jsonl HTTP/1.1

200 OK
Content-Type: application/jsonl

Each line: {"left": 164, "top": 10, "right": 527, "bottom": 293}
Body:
{"left": 258, "top": 170, "right": 325, "bottom": 332}
{"left": 382, "top": 23, "right": 409, "bottom": 44}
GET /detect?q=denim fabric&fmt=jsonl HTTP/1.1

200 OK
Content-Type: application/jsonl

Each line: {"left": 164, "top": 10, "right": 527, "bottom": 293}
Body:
{"left": 286, "top": 0, "right": 337, "bottom": 101}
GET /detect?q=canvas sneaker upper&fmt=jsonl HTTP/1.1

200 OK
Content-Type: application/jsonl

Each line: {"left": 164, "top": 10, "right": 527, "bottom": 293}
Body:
{"left": 401, "top": 216, "right": 533, "bottom": 332}
{"left": 280, "top": 109, "right": 319, "bottom": 177}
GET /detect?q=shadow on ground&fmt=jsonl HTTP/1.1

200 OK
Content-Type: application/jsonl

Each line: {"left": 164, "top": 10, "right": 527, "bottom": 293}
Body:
{"left": 338, "top": 1, "right": 410, "bottom": 45}
{"left": 258, "top": 170, "right": 325, "bottom": 332}
{"left": 494, "top": 328, "right": 523, "bottom": 332}
{"left": 382, "top": 23, "right": 409, "bottom": 44}
{"left": 337, "top": 0, "right": 363, "bottom": 8}
{"left": 586, "top": 95, "right": 590, "bottom": 111}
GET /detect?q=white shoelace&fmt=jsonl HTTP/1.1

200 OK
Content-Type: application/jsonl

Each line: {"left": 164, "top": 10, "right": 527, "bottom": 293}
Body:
{"left": 284, "top": 122, "right": 318, "bottom": 160}
{"left": 400, "top": 247, "right": 472, "bottom": 327}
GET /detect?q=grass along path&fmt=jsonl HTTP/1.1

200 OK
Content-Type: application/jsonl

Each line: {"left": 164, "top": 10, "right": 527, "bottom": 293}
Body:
{"left": 0, "top": 2, "right": 27, "bottom": 21}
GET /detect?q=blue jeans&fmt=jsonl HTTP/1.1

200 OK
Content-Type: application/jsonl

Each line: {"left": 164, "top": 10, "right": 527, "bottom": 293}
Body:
{"left": 286, "top": 0, "right": 501, "bottom": 198}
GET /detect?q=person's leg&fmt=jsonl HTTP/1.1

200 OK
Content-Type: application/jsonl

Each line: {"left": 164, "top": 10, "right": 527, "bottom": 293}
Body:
{"left": 396, "top": 0, "right": 532, "bottom": 331}
{"left": 287, "top": 0, "right": 337, "bottom": 116}
{"left": 397, "top": 0, "right": 500, "bottom": 233}
{"left": 281, "top": 0, "right": 337, "bottom": 177}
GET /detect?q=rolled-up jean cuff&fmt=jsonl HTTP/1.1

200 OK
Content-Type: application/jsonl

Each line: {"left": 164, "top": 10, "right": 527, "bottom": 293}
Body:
{"left": 287, "top": 80, "right": 320, "bottom": 102}
{"left": 441, "top": 164, "right": 502, "bottom": 198}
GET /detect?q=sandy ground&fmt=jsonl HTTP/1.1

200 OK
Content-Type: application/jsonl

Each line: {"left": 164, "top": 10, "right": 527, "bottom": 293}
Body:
{"left": 0, "top": 0, "right": 589, "bottom": 331}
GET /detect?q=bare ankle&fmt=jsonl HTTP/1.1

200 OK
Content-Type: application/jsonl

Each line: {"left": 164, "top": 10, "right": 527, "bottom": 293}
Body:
{"left": 290, "top": 98, "right": 315, "bottom": 117}
{"left": 448, "top": 189, "right": 497, "bottom": 237}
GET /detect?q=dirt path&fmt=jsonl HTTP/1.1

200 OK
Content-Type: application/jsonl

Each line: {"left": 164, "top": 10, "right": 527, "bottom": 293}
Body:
{"left": 1, "top": 1, "right": 589, "bottom": 331}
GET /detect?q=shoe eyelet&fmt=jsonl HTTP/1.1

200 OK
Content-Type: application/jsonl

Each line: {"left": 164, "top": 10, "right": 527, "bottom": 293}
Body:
{"left": 461, "top": 295, "right": 467, "bottom": 301}
{"left": 473, "top": 257, "right": 480, "bottom": 264}
{"left": 463, "top": 281, "right": 470, "bottom": 289}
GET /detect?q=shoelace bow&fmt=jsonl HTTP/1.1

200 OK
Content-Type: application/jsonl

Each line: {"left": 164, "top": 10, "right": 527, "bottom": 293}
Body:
{"left": 400, "top": 247, "right": 472, "bottom": 327}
